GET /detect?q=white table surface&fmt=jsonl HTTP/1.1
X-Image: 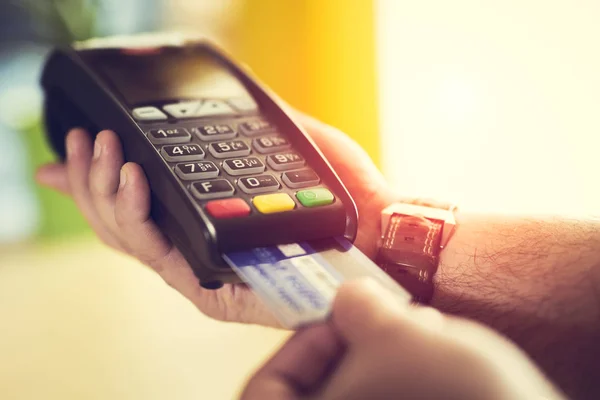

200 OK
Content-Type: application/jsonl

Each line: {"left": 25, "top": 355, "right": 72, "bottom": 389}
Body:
{"left": 0, "top": 237, "right": 290, "bottom": 400}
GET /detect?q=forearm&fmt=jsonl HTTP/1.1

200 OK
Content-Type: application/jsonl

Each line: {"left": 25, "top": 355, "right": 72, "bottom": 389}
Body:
{"left": 435, "top": 211, "right": 600, "bottom": 399}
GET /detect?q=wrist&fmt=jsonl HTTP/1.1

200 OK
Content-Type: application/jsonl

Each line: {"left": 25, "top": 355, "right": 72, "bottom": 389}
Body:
{"left": 430, "top": 207, "right": 467, "bottom": 310}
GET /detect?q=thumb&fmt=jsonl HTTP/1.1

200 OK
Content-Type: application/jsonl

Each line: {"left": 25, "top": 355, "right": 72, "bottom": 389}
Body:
{"left": 241, "top": 324, "right": 344, "bottom": 400}
{"left": 331, "top": 278, "right": 413, "bottom": 344}
{"left": 35, "top": 163, "right": 71, "bottom": 195}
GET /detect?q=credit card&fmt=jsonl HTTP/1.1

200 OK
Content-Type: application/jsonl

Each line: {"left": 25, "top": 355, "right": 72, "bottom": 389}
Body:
{"left": 223, "top": 237, "right": 411, "bottom": 329}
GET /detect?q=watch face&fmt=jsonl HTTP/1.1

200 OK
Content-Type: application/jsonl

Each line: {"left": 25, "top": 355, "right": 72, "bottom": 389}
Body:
{"left": 381, "top": 202, "right": 456, "bottom": 248}
{"left": 377, "top": 212, "right": 446, "bottom": 304}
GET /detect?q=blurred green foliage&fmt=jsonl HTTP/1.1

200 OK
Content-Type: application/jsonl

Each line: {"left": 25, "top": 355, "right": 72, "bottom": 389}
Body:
{"left": 25, "top": 120, "right": 91, "bottom": 239}
{"left": 24, "top": 0, "right": 100, "bottom": 44}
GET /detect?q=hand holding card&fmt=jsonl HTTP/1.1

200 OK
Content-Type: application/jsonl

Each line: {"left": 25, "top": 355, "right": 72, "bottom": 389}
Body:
{"left": 224, "top": 237, "right": 411, "bottom": 328}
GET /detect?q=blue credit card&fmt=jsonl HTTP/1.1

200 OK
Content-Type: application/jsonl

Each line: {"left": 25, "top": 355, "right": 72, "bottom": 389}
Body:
{"left": 223, "top": 237, "right": 411, "bottom": 329}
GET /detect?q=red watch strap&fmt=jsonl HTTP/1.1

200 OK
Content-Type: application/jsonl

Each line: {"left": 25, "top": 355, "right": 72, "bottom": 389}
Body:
{"left": 377, "top": 213, "right": 443, "bottom": 303}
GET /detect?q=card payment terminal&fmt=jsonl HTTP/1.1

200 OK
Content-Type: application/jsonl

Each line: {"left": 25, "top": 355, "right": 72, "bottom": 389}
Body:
{"left": 41, "top": 34, "right": 358, "bottom": 289}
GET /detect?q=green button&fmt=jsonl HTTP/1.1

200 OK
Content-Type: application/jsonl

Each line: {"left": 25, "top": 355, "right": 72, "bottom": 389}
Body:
{"left": 296, "top": 188, "right": 334, "bottom": 207}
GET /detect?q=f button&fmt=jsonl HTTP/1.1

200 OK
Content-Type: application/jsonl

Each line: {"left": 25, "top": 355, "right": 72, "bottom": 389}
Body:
{"left": 191, "top": 179, "right": 235, "bottom": 200}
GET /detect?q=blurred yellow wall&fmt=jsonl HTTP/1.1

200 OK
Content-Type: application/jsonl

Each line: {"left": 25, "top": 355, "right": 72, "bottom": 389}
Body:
{"left": 231, "top": 0, "right": 380, "bottom": 165}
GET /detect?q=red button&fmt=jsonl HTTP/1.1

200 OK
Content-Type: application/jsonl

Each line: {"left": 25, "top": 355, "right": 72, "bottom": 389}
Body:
{"left": 205, "top": 198, "right": 251, "bottom": 219}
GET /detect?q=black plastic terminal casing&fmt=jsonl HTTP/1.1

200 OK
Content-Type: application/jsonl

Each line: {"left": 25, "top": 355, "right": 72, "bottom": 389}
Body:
{"left": 40, "top": 39, "right": 358, "bottom": 288}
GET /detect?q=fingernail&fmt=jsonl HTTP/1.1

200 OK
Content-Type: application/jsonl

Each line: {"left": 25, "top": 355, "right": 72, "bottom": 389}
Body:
{"left": 93, "top": 140, "right": 102, "bottom": 160}
{"left": 66, "top": 136, "right": 75, "bottom": 159}
{"left": 119, "top": 167, "right": 128, "bottom": 189}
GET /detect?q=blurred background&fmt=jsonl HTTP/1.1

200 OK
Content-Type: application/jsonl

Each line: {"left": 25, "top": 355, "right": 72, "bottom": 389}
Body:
{"left": 0, "top": 0, "right": 598, "bottom": 399}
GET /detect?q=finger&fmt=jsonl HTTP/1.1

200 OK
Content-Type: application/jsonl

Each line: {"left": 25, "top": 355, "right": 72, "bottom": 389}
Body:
{"left": 89, "top": 130, "right": 124, "bottom": 238}
{"left": 241, "top": 324, "right": 343, "bottom": 400}
{"left": 293, "top": 112, "right": 396, "bottom": 235}
{"left": 332, "top": 278, "right": 413, "bottom": 344}
{"left": 65, "top": 129, "right": 121, "bottom": 248}
{"left": 295, "top": 113, "right": 368, "bottom": 165}
{"left": 293, "top": 112, "right": 384, "bottom": 181}
{"left": 112, "top": 162, "right": 242, "bottom": 321}
{"left": 35, "top": 163, "right": 70, "bottom": 195}
{"left": 114, "top": 162, "right": 174, "bottom": 264}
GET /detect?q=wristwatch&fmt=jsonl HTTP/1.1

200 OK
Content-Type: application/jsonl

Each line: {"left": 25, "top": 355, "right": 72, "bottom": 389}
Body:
{"left": 376, "top": 201, "right": 457, "bottom": 304}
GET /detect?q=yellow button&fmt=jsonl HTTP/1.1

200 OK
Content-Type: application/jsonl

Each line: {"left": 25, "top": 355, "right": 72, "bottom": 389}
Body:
{"left": 253, "top": 193, "right": 296, "bottom": 214}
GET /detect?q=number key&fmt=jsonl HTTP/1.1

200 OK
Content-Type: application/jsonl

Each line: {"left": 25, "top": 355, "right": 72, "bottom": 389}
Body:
{"left": 253, "top": 135, "right": 291, "bottom": 154}
{"left": 239, "top": 119, "right": 274, "bottom": 136}
{"left": 147, "top": 127, "right": 191, "bottom": 144}
{"left": 193, "top": 124, "right": 237, "bottom": 141}
{"left": 208, "top": 140, "right": 251, "bottom": 158}
{"left": 175, "top": 161, "right": 219, "bottom": 180}
{"left": 267, "top": 152, "right": 305, "bottom": 171}
{"left": 223, "top": 157, "right": 265, "bottom": 176}
{"left": 238, "top": 174, "right": 280, "bottom": 194}
{"left": 161, "top": 144, "right": 205, "bottom": 162}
